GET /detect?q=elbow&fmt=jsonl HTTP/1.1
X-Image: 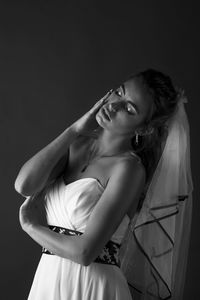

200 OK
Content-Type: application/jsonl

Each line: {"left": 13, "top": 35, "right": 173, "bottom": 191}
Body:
{"left": 14, "top": 165, "right": 39, "bottom": 197}
{"left": 80, "top": 247, "right": 95, "bottom": 267}
{"left": 73, "top": 248, "right": 89, "bottom": 266}
{"left": 78, "top": 238, "right": 100, "bottom": 266}
{"left": 14, "top": 178, "right": 24, "bottom": 195}
{"left": 63, "top": 248, "right": 91, "bottom": 267}
{"left": 81, "top": 254, "right": 91, "bottom": 267}
{"left": 71, "top": 243, "right": 91, "bottom": 266}
{"left": 14, "top": 178, "right": 32, "bottom": 197}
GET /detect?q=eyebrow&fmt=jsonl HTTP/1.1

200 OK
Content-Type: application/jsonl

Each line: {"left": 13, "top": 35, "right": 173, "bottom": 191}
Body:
{"left": 120, "top": 84, "right": 140, "bottom": 114}
{"left": 121, "top": 83, "right": 126, "bottom": 95}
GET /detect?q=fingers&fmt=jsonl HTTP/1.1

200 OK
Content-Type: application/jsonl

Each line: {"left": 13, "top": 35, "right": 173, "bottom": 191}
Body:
{"left": 87, "top": 89, "right": 114, "bottom": 120}
{"left": 101, "top": 89, "right": 113, "bottom": 102}
{"left": 91, "top": 89, "right": 113, "bottom": 112}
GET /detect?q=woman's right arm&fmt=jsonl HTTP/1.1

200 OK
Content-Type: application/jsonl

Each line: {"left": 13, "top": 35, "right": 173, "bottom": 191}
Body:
{"left": 14, "top": 126, "right": 79, "bottom": 197}
{"left": 14, "top": 90, "right": 111, "bottom": 197}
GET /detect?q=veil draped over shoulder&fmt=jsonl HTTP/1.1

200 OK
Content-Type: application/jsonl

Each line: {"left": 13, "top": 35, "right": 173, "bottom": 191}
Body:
{"left": 119, "top": 91, "right": 193, "bottom": 300}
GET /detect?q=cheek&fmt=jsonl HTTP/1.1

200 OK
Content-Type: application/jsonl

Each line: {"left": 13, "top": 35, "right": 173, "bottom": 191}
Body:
{"left": 114, "top": 113, "right": 137, "bottom": 129}
{"left": 107, "top": 94, "right": 118, "bottom": 102}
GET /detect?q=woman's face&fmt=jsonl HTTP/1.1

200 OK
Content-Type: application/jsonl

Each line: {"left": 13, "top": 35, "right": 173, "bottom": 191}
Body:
{"left": 96, "top": 76, "right": 155, "bottom": 137}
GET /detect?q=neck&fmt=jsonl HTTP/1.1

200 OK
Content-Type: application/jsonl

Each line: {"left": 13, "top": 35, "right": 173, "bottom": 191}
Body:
{"left": 93, "top": 128, "right": 134, "bottom": 157}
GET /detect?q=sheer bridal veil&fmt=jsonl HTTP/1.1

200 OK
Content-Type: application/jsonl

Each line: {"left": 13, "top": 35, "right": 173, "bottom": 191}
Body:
{"left": 119, "top": 90, "right": 193, "bottom": 300}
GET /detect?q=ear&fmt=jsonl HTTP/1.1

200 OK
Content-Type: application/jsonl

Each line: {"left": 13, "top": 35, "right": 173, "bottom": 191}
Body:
{"left": 145, "top": 126, "right": 154, "bottom": 135}
{"left": 136, "top": 125, "right": 154, "bottom": 136}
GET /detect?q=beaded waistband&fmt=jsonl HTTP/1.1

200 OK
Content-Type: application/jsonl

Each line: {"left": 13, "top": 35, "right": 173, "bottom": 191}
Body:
{"left": 42, "top": 225, "right": 121, "bottom": 267}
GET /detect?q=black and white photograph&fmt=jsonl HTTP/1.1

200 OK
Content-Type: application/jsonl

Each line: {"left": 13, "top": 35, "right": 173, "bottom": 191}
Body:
{"left": 1, "top": 1, "right": 199, "bottom": 299}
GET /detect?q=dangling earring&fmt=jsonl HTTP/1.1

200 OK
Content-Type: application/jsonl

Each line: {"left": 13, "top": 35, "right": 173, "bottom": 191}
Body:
{"left": 135, "top": 132, "right": 139, "bottom": 145}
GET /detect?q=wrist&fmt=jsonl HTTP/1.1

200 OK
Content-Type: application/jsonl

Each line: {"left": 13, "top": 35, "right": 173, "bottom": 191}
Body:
{"left": 66, "top": 124, "right": 81, "bottom": 137}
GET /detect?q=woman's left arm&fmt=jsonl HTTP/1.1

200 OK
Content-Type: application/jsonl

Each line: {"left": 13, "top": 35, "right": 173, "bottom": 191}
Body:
{"left": 19, "top": 191, "right": 87, "bottom": 265}
{"left": 19, "top": 158, "right": 145, "bottom": 266}
{"left": 80, "top": 158, "right": 146, "bottom": 265}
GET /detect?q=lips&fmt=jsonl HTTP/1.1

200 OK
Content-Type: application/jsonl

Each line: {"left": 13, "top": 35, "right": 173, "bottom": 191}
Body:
{"left": 102, "top": 107, "right": 112, "bottom": 121}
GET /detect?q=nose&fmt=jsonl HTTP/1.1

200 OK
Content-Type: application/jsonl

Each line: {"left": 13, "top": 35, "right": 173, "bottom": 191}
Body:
{"left": 107, "top": 101, "right": 124, "bottom": 113}
{"left": 108, "top": 103, "right": 116, "bottom": 112}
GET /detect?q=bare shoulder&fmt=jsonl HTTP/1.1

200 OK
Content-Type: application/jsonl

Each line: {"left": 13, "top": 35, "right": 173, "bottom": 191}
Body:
{"left": 111, "top": 153, "right": 146, "bottom": 184}
{"left": 107, "top": 155, "right": 146, "bottom": 218}
{"left": 111, "top": 155, "right": 146, "bottom": 187}
{"left": 81, "top": 151, "right": 146, "bottom": 264}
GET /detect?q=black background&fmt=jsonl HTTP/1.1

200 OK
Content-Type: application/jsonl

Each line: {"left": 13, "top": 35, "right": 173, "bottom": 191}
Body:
{"left": 0, "top": 0, "right": 199, "bottom": 299}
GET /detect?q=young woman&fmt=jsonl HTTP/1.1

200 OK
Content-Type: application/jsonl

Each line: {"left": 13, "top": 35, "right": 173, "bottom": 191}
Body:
{"left": 15, "top": 69, "right": 193, "bottom": 300}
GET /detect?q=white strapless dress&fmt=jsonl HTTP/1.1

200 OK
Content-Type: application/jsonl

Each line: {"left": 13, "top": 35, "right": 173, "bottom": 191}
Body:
{"left": 27, "top": 176, "right": 133, "bottom": 300}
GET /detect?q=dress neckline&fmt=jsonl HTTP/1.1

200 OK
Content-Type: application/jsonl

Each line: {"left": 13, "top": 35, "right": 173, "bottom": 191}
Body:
{"left": 61, "top": 176, "right": 131, "bottom": 221}
{"left": 61, "top": 152, "right": 141, "bottom": 191}
{"left": 62, "top": 176, "right": 105, "bottom": 190}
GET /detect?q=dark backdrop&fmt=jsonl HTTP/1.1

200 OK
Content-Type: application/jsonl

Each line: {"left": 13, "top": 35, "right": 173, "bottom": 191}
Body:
{"left": 0, "top": 1, "right": 199, "bottom": 299}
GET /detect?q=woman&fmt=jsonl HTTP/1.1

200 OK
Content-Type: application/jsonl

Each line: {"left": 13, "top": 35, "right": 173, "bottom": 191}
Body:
{"left": 15, "top": 69, "right": 193, "bottom": 300}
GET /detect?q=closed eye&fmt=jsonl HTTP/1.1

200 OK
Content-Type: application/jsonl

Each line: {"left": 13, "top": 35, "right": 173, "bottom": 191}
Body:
{"left": 114, "top": 87, "right": 137, "bottom": 115}
{"left": 126, "top": 104, "right": 136, "bottom": 115}
{"left": 115, "top": 89, "right": 122, "bottom": 97}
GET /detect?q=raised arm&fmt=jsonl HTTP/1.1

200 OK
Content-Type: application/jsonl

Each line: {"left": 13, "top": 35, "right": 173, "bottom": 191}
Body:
{"left": 14, "top": 92, "right": 111, "bottom": 197}
{"left": 14, "top": 126, "right": 79, "bottom": 197}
